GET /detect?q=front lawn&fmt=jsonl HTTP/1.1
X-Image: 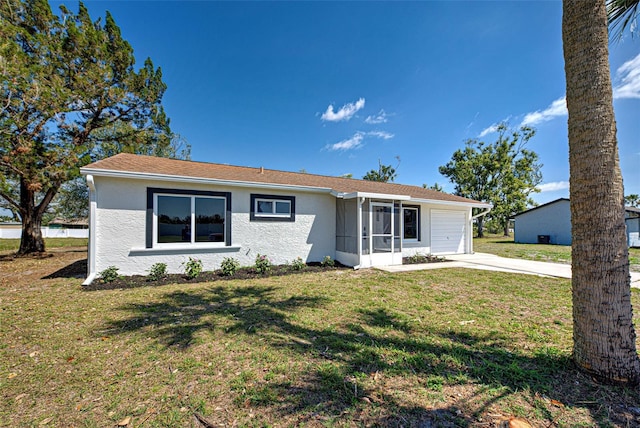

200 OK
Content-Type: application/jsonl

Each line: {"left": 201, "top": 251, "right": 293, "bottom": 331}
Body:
{"left": 475, "top": 234, "right": 640, "bottom": 271}
{"left": 0, "top": 237, "right": 88, "bottom": 253}
{"left": 1, "top": 248, "right": 639, "bottom": 426}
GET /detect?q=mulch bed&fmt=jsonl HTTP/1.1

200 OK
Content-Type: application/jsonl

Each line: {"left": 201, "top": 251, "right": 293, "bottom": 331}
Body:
{"left": 85, "top": 255, "right": 451, "bottom": 291}
{"left": 83, "top": 262, "right": 350, "bottom": 291}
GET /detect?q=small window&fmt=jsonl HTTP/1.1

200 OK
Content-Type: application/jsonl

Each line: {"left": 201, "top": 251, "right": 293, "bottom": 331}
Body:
{"left": 250, "top": 194, "right": 295, "bottom": 222}
{"left": 403, "top": 206, "right": 420, "bottom": 241}
{"left": 146, "top": 188, "right": 231, "bottom": 248}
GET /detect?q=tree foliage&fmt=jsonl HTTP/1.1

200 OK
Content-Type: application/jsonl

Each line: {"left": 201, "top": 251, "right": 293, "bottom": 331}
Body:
{"left": 423, "top": 182, "right": 443, "bottom": 192}
{"left": 363, "top": 157, "right": 400, "bottom": 183}
{"left": 439, "top": 124, "right": 542, "bottom": 237}
{"left": 0, "top": 0, "right": 182, "bottom": 253}
{"left": 607, "top": 0, "right": 639, "bottom": 41}
{"left": 625, "top": 194, "right": 640, "bottom": 207}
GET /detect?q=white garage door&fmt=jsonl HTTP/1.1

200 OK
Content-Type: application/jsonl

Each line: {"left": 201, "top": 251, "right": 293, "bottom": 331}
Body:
{"left": 431, "top": 210, "right": 466, "bottom": 254}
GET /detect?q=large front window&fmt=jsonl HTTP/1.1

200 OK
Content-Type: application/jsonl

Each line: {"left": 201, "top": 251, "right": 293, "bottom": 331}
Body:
{"left": 147, "top": 188, "right": 231, "bottom": 248}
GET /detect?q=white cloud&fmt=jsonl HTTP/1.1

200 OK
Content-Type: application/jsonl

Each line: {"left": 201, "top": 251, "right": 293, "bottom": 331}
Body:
{"left": 613, "top": 53, "right": 640, "bottom": 99}
{"left": 538, "top": 181, "right": 570, "bottom": 192}
{"left": 365, "top": 109, "right": 389, "bottom": 124}
{"left": 367, "top": 130, "right": 394, "bottom": 140}
{"left": 476, "top": 54, "right": 639, "bottom": 135}
{"left": 326, "top": 132, "right": 365, "bottom": 151}
{"left": 521, "top": 97, "right": 567, "bottom": 127}
{"left": 321, "top": 98, "right": 365, "bottom": 122}
{"left": 478, "top": 123, "right": 500, "bottom": 138}
{"left": 326, "top": 129, "right": 394, "bottom": 151}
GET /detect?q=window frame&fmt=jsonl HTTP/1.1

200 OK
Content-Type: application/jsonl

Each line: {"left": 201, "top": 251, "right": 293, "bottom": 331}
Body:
{"left": 402, "top": 205, "right": 420, "bottom": 242}
{"left": 146, "top": 188, "right": 232, "bottom": 248}
{"left": 250, "top": 194, "right": 296, "bottom": 222}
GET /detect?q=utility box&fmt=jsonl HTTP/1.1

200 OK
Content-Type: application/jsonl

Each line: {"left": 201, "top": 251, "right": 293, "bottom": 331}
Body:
{"left": 537, "top": 235, "right": 551, "bottom": 244}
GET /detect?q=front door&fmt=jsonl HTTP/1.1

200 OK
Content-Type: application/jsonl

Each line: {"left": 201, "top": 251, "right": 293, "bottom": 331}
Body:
{"left": 368, "top": 202, "right": 400, "bottom": 266}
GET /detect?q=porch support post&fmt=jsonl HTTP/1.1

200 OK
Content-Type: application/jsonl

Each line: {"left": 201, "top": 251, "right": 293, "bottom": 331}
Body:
{"left": 368, "top": 199, "right": 373, "bottom": 256}
{"left": 399, "top": 201, "right": 403, "bottom": 254}
{"left": 357, "top": 197, "right": 363, "bottom": 264}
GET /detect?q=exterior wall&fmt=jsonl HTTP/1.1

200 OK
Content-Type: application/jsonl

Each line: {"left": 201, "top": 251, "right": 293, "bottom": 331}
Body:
{"left": 92, "top": 176, "right": 336, "bottom": 276}
{"left": 0, "top": 224, "right": 21, "bottom": 239}
{"left": 514, "top": 199, "right": 572, "bottom": 245}
{"left": 0, "top": 225, "right": 88, "bottom": 239}
{"left": 42, "top": 228, "right": 89, "bottom": 238}
{"left": 627, "top": 217, "right": 640, "bottom": 248}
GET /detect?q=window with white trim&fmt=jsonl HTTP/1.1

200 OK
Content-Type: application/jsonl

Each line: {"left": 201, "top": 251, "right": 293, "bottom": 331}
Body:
{"left": 146, "top": 188, "right": 232, "bottom": 248}
{"left": 250, "top": 194, "right": 295, "bottom": 222}
{"left": 403, "top": 206, "right": 420, "bottom": 241}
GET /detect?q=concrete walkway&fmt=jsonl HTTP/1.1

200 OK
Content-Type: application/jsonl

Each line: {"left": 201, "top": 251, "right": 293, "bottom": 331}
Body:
{"left": 378, "top": 252, "right": 640, "bottom": 289}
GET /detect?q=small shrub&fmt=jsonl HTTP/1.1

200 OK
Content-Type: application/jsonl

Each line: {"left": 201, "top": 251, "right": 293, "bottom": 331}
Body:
{"left": 147, "top": 262, "right": 168, "bottom": 281}
{"left": 404, "top": 253, "right": 446, "bottom": 265}
{"left": 321, "top": 256, "right": 335, "bottom": 267}
{"left": 255, "top": 254, "right": 272, "bottom": 274}
{"left": 183, "top": 257, "right": 203, "bottom": 279}
{"left": 290, "top": 257, "right": 306, "bottom": 271}
{"left": 99, "top": 266, "right": 120, "bottom": 283}
{"left": 220, "top": 257, "right": 240, "bottom": 276}
{"left": 408, "top": 253, "right": 425, "bottom": 264}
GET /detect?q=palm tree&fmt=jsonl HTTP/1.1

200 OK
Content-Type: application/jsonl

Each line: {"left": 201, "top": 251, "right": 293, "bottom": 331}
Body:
{"left": 625, "top": 194, "right": 640, "bottom": 207}
{"left": 562, "top": 0, "right": 640, "bottom": 385}
{"left": 607, "top": 0, "right": 639, "bottom": 41}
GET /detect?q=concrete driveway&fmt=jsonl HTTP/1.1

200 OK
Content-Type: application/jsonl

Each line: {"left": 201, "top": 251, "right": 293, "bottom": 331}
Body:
{"left": 378, "top": 252, "right": 640, "bottom": 289}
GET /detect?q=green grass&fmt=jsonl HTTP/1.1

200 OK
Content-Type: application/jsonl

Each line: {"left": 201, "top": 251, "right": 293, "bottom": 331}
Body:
{"left": 0, "top": 237, "right": 88, "bottom": 252}
{"left": 1, "top": 250, "right": 639, "bottom": 427}
{"left": 475, "top": 234, "right": 640, "bottom": 271}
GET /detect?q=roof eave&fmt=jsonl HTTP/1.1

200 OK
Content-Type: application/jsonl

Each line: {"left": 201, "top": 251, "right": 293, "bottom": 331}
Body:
{"left": 80, "top": 168, "right": 334, "bottom": 194}
{"left": 338, "top": 191, "right": 411, "bottom": 201}
{"left": 335, "top": 191, "right": 488, "bottom": 207}
{"left": 410, "top": 198, "right": 491, "bottom": 209}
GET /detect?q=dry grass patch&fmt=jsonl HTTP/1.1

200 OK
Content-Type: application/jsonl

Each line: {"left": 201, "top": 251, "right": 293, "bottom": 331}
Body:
{"left": 1, "top": 247, "right": 639, "bottom": 427}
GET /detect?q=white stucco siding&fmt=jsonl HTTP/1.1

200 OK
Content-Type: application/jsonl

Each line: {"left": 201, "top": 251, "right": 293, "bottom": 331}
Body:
{"left": 232, "top": 188, "right": 336, "bottom": 266}
{"left": 94, "top": 177, "right": 148, "bottom": 275}
{"left": 92, "top": 176, "right": 336, "bottom": 276}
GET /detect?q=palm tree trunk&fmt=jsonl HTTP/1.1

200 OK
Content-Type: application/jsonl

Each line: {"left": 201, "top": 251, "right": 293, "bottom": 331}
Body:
{"left": 563, "top": 0, "right": 640, "bottom": 385}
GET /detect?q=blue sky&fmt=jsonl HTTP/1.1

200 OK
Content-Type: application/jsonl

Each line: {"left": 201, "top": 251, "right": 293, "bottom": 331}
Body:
{"left": 59, "top": 1, "right": 639, "bottom": 204}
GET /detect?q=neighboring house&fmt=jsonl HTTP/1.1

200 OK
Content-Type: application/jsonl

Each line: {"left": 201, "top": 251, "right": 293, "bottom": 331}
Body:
{"left": 80, "top": 153, "right": 491, "bottom": 284}
{"left": 514, "top": 198, "right": 640, "bottom": 247}
{"left": 628, "top": 206, "right": 640, "bottom": 248}
{"left": 514, "top": 198, "right": 572, "bottom": 245}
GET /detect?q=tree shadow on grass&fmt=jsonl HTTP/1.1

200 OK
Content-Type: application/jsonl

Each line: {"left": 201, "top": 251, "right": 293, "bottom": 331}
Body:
{"left": 42, "top": 258, "right": 87, "bottom": 279}
{"left": 99, "top": 284, "right": 639, "bottom": 426}
{"left": 102, "top": 285, "right": 330, "bottom": 349}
